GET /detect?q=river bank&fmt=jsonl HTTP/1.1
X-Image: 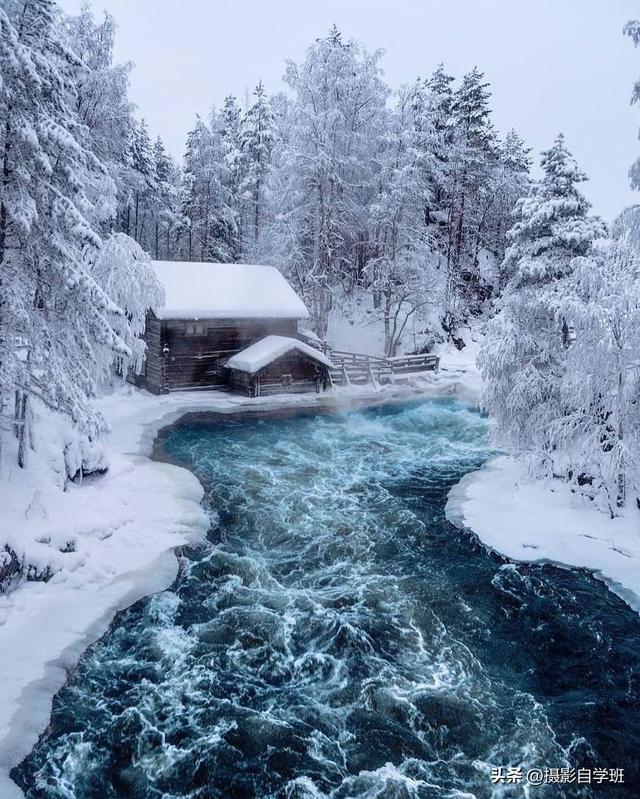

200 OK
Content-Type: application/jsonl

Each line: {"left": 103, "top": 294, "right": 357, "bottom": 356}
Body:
{"left": 0, "top": 371, "right": 462, "bottom": 799}
{"left": 446, "top": 455, "right": 640, "bottom": 613}
{"left": 3, "top": 349, "right": 639, "bottom": 797}
{"left": 14, "top": 394, "right": 640, "bottom": 798}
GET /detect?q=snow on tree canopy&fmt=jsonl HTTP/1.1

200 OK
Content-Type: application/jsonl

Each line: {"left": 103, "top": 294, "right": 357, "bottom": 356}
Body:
{"left": 151, "top": 262, "right": 309, "bottom": 320}
{"left": 226, "top": 336, "right": 333, "bottom": 374}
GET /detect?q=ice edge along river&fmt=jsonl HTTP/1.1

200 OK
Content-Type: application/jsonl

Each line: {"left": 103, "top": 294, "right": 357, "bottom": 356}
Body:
{"left": 0, "top": 372, "right": 471, "bottom": 799}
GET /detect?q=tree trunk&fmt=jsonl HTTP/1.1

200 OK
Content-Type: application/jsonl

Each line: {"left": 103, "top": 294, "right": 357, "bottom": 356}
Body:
{"left": 616, "top": 367, "right": 626, "bottom": 509}
{"left": 14, "top": 389, "right": 21, "bottom": 437}
{"left": 254, "top": 189, "right": 260, "bottom": 244}
{"left": 383, "top": 291, "right": 392, "bottom": 356}
{"left": 17, "top": 391, "right": 28, "bottom": 469}
{"left": 134, "top": 192, "right": 140, "bottom": 241}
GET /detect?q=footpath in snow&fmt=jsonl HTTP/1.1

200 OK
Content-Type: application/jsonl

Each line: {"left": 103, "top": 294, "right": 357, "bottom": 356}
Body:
{"left": 0, "top": 371, "right": 462, "bottom": 799}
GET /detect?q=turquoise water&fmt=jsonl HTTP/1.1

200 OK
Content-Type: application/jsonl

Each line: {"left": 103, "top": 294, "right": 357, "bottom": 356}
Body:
{"left": 14, "top": 399, "right": 640, "bottom": 798}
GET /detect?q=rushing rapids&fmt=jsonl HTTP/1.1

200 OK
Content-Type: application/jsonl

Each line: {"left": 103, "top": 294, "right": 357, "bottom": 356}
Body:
{"left": 14, "top": 399, "right": 640, "bottom": 798}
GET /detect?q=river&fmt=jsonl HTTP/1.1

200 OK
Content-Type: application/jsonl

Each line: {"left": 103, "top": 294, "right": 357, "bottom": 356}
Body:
{"left": 13, "top": 399, "right": 640, "bottom": 798}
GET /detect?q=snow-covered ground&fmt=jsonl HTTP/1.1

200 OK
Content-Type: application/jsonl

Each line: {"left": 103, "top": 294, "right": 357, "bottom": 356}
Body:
{"left": 0, "top": 371, "right": 462, "bottom": 799}
{"left": 441, "top": 333, "right": 640, "bottom": 614}
{"left": 447, "top": 456, "right": 640, "bottom": 612}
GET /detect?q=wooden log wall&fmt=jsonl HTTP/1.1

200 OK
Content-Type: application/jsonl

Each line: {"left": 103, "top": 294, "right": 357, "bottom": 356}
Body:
{"left": 136, "top": 316, "right": 299, "bottom": 393}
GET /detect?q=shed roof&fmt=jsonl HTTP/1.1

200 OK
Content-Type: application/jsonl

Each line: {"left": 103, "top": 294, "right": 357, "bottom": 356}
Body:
{"left": 151, "top": 261, "right": 309, "bottom": 320}
{"left": 226, "top": 336, "right": 334, "bottom": 374}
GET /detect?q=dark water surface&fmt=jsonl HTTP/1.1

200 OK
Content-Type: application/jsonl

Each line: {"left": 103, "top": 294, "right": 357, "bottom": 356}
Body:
{"left": 14, "top": 400, "right": 640, "bottom": 798}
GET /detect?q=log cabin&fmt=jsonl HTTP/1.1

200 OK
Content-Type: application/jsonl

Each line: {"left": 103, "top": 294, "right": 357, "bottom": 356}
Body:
{"left": 226, "top": 335, "right": 333, "bottom": 397}
{"left": 131, "top": 261, "right": 333, "bottom": 395}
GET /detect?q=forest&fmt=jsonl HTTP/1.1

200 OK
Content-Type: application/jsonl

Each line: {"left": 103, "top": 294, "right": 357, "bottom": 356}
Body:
{"left": 0, "top": 0, "right": 639, "bottom": 517}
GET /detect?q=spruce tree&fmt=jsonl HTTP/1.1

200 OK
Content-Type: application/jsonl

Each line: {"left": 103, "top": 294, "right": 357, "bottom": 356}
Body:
{"left": 480, "top": 135, "right": 606, "bottom": 464}
{"left": 240, "top": 82, "right": 274, "bottom": 253}
{"left": 447, "top": 67, "right": 497, "bottom": 307}
{"left": 0, "top": 1, "right": 161, "bottom": 469}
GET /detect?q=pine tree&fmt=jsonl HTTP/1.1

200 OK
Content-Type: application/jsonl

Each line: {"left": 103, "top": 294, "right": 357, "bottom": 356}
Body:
{"left": 240, "top": 82, "right": 274, "bottom": 254}
{"left": 179, "top": 115, "right": 237, "bottom": 263}
{"left": 0, "top": 1, "right": 161, "bottom": 470}
{"left": 218, "top": 95, "right": 243, "bottom": 257}
{"left": 447, "top": 68, "right": 498, "bottom": 309}
{"left": 490, "top": 130, "right": 532, "bottom": 289}
{"left": 502, "top": 134, "right": 605, "bottom": 285}
{"left": 152, "top": 136, "right": 179, "bottom": 259}
{"left": 128, "top": 118, "right": 157, "bottom": 243}
{"left": 480, "top": 135, "right": 606, "bottom": 465}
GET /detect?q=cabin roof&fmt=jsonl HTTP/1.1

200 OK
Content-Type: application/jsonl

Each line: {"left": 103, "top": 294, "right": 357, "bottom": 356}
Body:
{"left": 226, "top": 335, "right": 334, "bottom": 374}
{"left": 151, "top": 261, "right": 309, "bottom": 320}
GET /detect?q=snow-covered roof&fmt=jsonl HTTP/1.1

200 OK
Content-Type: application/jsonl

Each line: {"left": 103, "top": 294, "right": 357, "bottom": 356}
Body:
{"left": 297, "top": 327, "right": 323, "bottom": 345}
{"left": 151, "top": 261, "right": 309, "bottom": 320}
{"left": 226, "top": 336, "right": 334, "bottom": 374}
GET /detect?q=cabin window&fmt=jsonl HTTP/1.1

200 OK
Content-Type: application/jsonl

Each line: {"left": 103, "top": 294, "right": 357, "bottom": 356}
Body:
{"left": 184, "top": 322, "right": 207, "bottom": 337}
{"left": 281, "top": 374, "right": 293, "bottom": 386}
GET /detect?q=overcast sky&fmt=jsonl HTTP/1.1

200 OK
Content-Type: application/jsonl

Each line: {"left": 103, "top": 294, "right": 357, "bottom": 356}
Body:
{"left": 58, "top": 0, "right": 639, "bottom": 221}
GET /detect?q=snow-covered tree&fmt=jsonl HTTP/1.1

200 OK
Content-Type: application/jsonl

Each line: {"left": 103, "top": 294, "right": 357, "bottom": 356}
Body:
{"left": 179, "top": 114, "right": 238, "bottom": 262}
{"left": 151, "top": 136, "right": 180, "bottom": 259}
{"left": 624, "top": 20, "right": 640, "bottom": 189}
{"left": 0, "top": 1, "right": 159, "bottom": 471}
{"left": 126, "top": 118, "right": 157, "bottom": 242}
{"left": 368, "top": 85, "right": 442, "bottom": 355}
{"left": 62, "top": 5, "right": 133, "bottom": 195}
{"left": 267, "top": 26, "right": 388, "bottom": 335}
{"left": 240, "top": 81, "right": 274, "bottom": 254}
{"left": 91, "top": 233, "right": 165, "bottom": 374}
{"left": 480, "top": 135, "right": 606, "bottom": 465}
{"left": 501, "top": 134, "right": 604, "bottom": 286}
{"left": 612, "top": 204, "right": 640, "bottom": 251}
{"left": 490, "top": 131, "right": 532, "bottom": 285}
{"left": 218, "top": 95, "right": 243, "bottom": 259}
{"left": 556, "top": 240, "right": 640, "bottom": 513}
{"left": 446, "top": 68, "right": 498, "bottom": 309}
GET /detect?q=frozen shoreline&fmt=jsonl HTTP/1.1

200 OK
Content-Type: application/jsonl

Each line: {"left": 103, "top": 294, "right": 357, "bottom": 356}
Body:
{"left": 446, "top": 455, "right": 640, "bottom": 614}
{"left": 0, "top": 371, "right": 463, "bottom": 799}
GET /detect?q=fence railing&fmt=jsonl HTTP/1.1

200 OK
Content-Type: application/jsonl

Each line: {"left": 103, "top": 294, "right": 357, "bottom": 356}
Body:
{"left": 328, "top": 348, "right": 439, "bottom": 386}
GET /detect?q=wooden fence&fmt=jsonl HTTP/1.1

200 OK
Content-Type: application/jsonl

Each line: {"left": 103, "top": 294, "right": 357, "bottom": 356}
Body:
{"left": 327, "top": 348, "right": 439, "bottom": 386}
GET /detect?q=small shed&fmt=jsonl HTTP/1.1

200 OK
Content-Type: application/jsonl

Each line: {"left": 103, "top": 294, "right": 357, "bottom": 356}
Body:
{"left": 226, "top": 336, "right": 334, "bottom": 397}
{"left": 133, "top": 261, "right": 310, "bottom": 393}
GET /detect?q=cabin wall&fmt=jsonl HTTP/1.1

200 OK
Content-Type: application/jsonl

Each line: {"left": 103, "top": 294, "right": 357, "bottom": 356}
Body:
{"left": 229, "top": 370, "right": 254, "bottom": 397}
{"left": 162, "top": 317, "right": 298, "bottom": 392}
{"left": 128, "top": 315, "right": 165, "bottom": 394}
{"left": 230, "top": 352, "right": 329, "bottom": 397}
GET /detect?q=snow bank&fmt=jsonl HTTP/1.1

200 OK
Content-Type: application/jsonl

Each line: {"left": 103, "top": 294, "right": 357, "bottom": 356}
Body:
{"left": 0, "top": 393, "right": 210, "bottom": 799}
{"left": 227, "top": 335, "right": 333, "bottom": 373}
{"left": 0, "top": 370, "right": 472, "bottom": 798}
{"left": 151, "top": 261, "right": 309, "bottom": 320}
{"left": 446, "top": 455, "right": 640, "bottom": 613}
{"left": 440, "top": 331, "right": 640, "bottom": 613}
